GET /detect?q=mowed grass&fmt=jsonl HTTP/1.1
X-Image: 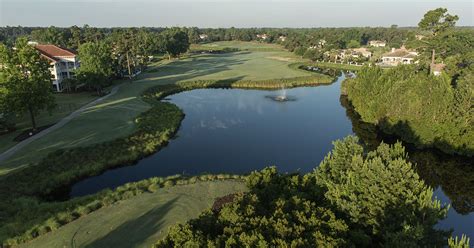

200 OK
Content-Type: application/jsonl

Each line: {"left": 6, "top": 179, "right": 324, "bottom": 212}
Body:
{"left": 20, "top": 180, "right": 247, "bottom": 248}
{"left": 191, "top": 40, "right": 286, "bottom": 52}
{"left": 0, "top": 42, "right": 311, "bottom": 174}
{"left": 0, "top": 92, "right": 99, "bottom": 154}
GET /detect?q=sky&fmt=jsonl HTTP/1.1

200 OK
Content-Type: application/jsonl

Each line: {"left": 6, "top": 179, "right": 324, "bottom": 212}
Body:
{"left": 0, "top": 0, "right": 472, "bottom": 28}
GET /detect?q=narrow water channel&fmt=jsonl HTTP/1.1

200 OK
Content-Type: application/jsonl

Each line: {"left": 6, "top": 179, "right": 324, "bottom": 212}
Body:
{"left": 70, "top": 73, "right": 473, "bottom": 238}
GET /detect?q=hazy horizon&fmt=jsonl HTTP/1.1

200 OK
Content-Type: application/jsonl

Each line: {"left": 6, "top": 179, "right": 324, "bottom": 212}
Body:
{"left": 0, "top": 0, "right": 473, "bottom": 28}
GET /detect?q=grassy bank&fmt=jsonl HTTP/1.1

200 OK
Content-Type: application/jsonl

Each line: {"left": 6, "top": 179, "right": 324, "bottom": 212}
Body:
{"left": 6, "top": 176, "right": 245, "bottom": 247}
{"left": 0, "top": 43, "right": 334, "bottom": 245}
{"left": 0, "top": 92, "right": 100, "bottom": 154}
{"left": 19, "top": 180, "right": 246, "bottom": 248}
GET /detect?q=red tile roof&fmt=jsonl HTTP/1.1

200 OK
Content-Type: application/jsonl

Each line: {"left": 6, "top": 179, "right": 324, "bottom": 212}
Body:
{"left": 35, "top": 45, "right": 76, "bottom": 60}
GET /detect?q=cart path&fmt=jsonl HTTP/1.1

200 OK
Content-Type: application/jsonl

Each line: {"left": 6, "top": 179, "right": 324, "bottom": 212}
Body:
{"left": 0, "top": 84, "right": 123, "bottom": 164}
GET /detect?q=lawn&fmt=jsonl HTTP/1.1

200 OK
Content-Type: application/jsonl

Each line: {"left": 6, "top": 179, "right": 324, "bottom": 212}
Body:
{"left": 0, "top": 92, "right": 99, "bottom": 154}
{"left": 19, "top": 180, "right": 246, "bottom": 248}
{"left": 191, "top": 40, "right": 287, "bottom": 52}
{"left": 0, "top": 41, "right": 312, "bottom": 174}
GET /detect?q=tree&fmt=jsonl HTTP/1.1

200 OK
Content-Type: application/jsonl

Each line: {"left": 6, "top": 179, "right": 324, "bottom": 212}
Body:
{"left": 418, "top": 8, "right": 459, "bottom": 36}
{"left": 158, "top": 28, "right": 190, "bottom": 60}
{"left": 313, "top": 137, "right": 448, "bottom": 246}
{"left": 186, "top": 27, "right": 201, "bottom": 44}
{"left": 303, "top": 48, "right": 323, "bottom": 62}
{"left": 113, "top": 29, "right": 137, "bottom": 79}
{"left": 293, "top": 46, "right": 306, "bottom": 58}
{"left": 134, "top": 28, "right": 155, "bottom": 70}
{"left": 0, "top": 38, "right": 55, "bottom": 130}
{"left": 30, "top": 26, "right": 67, "bottom": 46}
{"left": 82, "top": 24, "right": 103, "bottom": 43}
{"left": 347, "top": 39, "right": 360, "bottom": 48}
{"left": 76, "top": 41, "right": 113, "bottom": 95}
{"left": 68, "top": 25, "right": 83, "bottom": 50}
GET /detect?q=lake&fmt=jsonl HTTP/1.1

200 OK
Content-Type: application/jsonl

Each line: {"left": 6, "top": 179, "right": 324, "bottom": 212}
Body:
{"left": 71, "top": 73, "right": 473, "bottom": 238}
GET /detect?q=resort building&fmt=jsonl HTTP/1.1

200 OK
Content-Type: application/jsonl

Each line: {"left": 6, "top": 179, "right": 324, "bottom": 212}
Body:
{"left": 278, "top": 36, "right": 287, "bottom": 42}
{"left": 381, "top": 47, "right": 418, "bottom": 66}
{"left": 35, "top": 44, "right": 79, "bottom": 92}
{"left": 368, "top": 40, "right": 386, "bottom": 47}
{"left": 199, "top": 34, "right": 209, "bottom": 40}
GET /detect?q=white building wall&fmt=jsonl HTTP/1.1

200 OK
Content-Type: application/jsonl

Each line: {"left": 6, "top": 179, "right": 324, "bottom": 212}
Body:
{"left": 46, "top": 56, "right": 78, "bottom": 92}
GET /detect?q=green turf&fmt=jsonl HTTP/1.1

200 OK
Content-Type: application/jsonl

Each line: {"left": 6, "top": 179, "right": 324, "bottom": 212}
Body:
{"left": 0, "top": 92, "right": 99, "bottom": 154}
{"left": 192, "top": 41, "right": 286, "bottom": 52}
{"left": 0, "top": 42, "right": 311, "bottom": 174}
{"left": 19, "top": 180, "right": 246, "bottom": 248}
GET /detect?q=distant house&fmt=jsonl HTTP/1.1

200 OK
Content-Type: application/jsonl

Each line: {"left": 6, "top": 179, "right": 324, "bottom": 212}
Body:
{"left": 368, "top": 40, "right": 386, "bottom": 47}
{"left": 381, "top": 47, "right": 418, "bottom": 66}
{"left": 199, "top": 34, "right": 208, "bottom": 40}
{"left": 256, "top": 34, "right": 269, "bottom": 40}
{"left": 278, "top": 35, "right": 287, "bottom": 42}
{"left": 415, "top": 35, "right": 425, "bottom": 40}
{"left": 308, "top": 39, "right": 327, "bottom": 50}
{"left": 35, "top": 44, "right": 79, "bottom": 92}
{"left": 430, "top": 63, "right": 445, "bottom": 76}
{"left": 318, "top": 39, "right": 327, "bottom": 47}
{"left": 337, "top": 48, "right": 372, "bottom": 60}
{"left": 351, "top": 48, "right": 372, "bottom": 58}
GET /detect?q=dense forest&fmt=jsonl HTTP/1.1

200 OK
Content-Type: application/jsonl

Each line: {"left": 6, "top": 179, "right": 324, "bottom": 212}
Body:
{"left": 156, "top": 137, "right": 466, "bottom": 247}
{"left": 0, "top": 25, "right": 413, "bottom": 48}
{"left": 345, "top": 65, "right": 473, "bottom": 156}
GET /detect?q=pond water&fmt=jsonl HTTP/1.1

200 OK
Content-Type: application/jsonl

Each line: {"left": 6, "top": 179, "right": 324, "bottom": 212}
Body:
{"left": 71, "top": 73, "right": 473, "bottom": 238}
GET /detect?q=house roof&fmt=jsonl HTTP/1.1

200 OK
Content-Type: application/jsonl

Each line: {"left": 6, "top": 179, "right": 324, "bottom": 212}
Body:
{"left": 40, "top": 54, "right": 59, "bottom": 62}
{"left": 352, "top": 48, "right": 371, "bottom": 54}
{"left": 382, "top": 49, "right": 416, "bottom": 58}
{"left": 35, "top": 45, "right": 77, "bottom": 60}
